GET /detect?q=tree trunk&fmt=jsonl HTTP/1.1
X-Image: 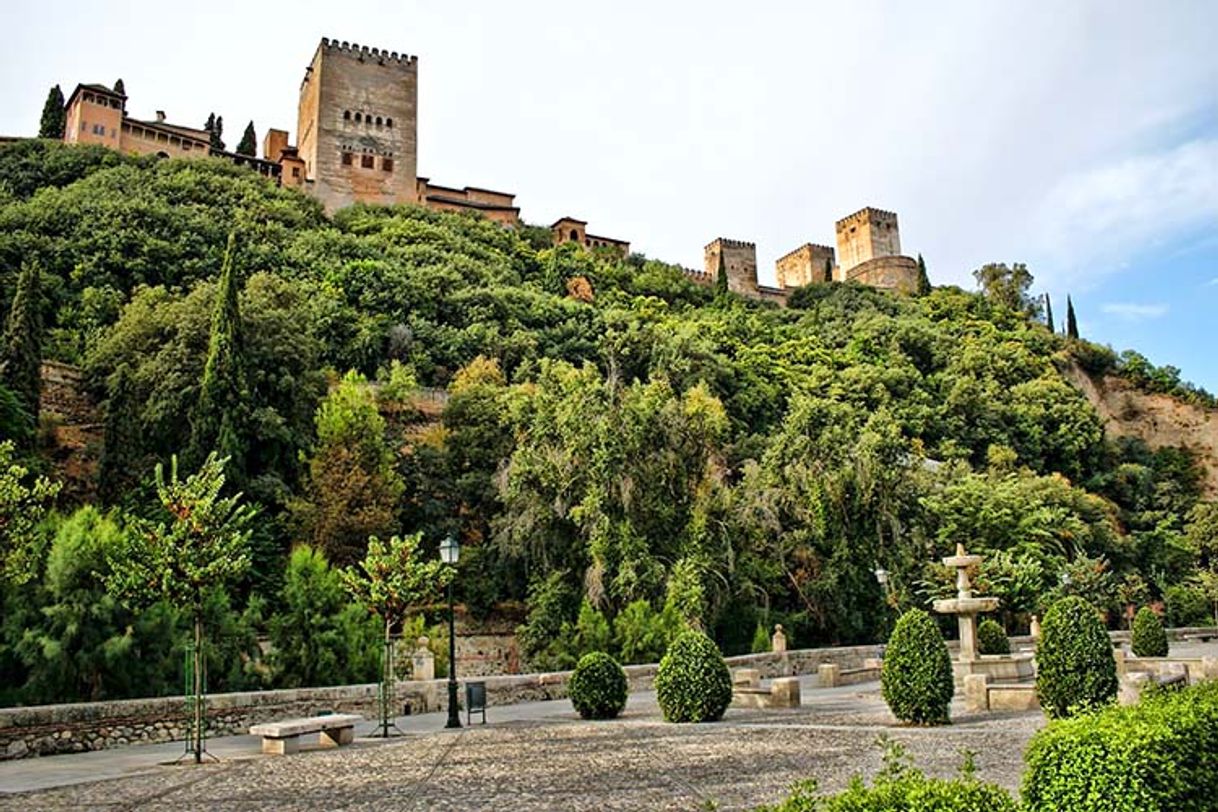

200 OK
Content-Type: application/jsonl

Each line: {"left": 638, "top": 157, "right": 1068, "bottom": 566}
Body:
{"left": 193, "top": 612, "right": 203, "bottom": 764}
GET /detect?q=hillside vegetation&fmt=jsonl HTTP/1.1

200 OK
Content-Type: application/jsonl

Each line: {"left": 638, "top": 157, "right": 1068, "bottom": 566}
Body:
{"left": 1, "top": 142, "right": 1216, "bottom": 704}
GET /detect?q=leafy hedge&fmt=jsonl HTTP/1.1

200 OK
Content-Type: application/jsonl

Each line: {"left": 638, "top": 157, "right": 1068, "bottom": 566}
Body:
{"left": 1130, "top": 607, "right": 1168, "bottom": 658}
{"left": 1023, "top": 680, "right": 1218, "bottom": 812}
{"left": 568, "top": 651, "right": 628, "bottom": 720}
{"left": 880, "top": 609, "right": 954, "bottom": 725}
{"left": 1035, "top": 596, "right": 1117, "bottom": 719}
{"left": 654, "top": 629, "right": 732, "bottom": 723}
{"left": 977, "top": 618, "right": 1010, "bottom": 655}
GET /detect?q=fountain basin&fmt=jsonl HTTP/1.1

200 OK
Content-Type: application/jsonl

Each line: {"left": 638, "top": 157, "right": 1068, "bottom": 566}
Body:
{"left": 933, "top": 597, "right": 999, "bottom": 615}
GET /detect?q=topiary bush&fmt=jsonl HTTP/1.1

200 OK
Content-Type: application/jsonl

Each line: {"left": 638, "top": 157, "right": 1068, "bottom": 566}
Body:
{"left": 1022, "top": 680, "right": 1218, "bottom": 812}
{"left": 977, "top": 618, "right": 1010, "bottom": 655}
{"left": 568, "top": 651, "right": 628, "bottom": 720}
{"left": 880, "top": 609, "right": 954, "bottom": 725}
{"left": 1130, "top": 606, "right": 1168, "bottom": 658}
{"left": 1035, "top": 596, "right": 1117, "bottom": 719}
{"left": 654, "top": 629, "right": 732, "bottom": 723}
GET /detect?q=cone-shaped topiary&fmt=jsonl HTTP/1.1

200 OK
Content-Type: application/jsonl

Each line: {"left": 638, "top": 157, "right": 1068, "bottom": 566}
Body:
{"left": 1130, "top": 606, "right": 1168, "bottom": 658}
{"left": 977, "top": 618, "right": 1010, "bottom": 655}
{"left": 568, "top": 651, "right": 628, "bottom": 720}
{"left": 655, "top": 629, "right": 732, "bottom": 723}
{"left": 881, "top": 608, "right": 955, "bottom": 725}
{"left": 1036, "top": 596, "right": 1117, "bottom": 719}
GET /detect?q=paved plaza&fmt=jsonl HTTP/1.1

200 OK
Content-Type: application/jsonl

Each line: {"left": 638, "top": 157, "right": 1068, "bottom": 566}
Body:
{"left": 0, "top": 678, "right": 1045, "bottom": 811}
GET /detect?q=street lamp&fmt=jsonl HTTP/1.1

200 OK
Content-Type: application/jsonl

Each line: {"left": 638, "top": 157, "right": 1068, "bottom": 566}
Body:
{"left": 873, "top": 567, "right": 889, "bottom": 589}
{"left": 439, "top": 534, "right": 461, "bottom": 729}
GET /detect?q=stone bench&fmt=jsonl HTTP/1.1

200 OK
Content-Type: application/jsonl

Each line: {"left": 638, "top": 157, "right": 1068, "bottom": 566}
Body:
{"left": 249, "top": 713, "right": 363, "bottom": 755}
{"left": 731, "top": 672, "right": 801, "bottom": 709}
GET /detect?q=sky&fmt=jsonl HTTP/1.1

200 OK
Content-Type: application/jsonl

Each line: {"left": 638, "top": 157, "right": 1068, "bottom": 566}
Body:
{"left": 2, "top": 1, "right": 1216, "bottom": 391}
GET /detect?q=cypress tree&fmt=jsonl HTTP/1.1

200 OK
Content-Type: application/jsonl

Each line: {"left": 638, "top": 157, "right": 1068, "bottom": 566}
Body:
{"left": 1066, "top": 295, "right": 1079, "bottom": 339}
{"left": 38, "top": 85, "right": 65, "bottom": 139}
{"left": 205, "top": 114, "right": 225, "bottom": 151}
{"left": 113, "top": 78, "right": 125, "bottom": 96}
{"left": 714, "top": 249, "right": 728, "bottom": 298}
{"left": 98, "top": 364, "right": 141, "bottom": 504}
{"left": 1044, "top": 293, "right": 1055, "bottom": 334}
{"left": 188, "top": 231, "right": 248, "bottom": 480}
{"left": 915, "top": 253, "right": 931, "bottom": 296}
{"left": 823, "top": 257, "right": 834, "bottom": 283}
{"left": 0, "top": 261, "right": 43, "bottom": 425}
{"left": 236, "top": 121, "right": 257, "bottom": 156}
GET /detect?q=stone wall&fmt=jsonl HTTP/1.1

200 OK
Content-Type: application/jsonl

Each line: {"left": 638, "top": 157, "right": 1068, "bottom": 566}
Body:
{"left": 843, "top": 255, "right": 919, "bottom": 294}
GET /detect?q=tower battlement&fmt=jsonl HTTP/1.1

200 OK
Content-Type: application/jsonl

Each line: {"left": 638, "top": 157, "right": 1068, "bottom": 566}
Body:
{"left": 835, "top": 206, "right": 901, "bottom": 273}
{"left": 319, "top": 37, "right": 418, "bottom": 67}
{"left": 835, "top": 206, "right": 898, "bottom": 231}
{"left": 704, "top": 238, "right": 756, "bottom": 251}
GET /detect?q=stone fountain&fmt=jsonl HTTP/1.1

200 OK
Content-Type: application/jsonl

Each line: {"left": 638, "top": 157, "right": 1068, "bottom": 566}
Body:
{"left": 932, "top": 543, "right": 1034, "bottom": 685}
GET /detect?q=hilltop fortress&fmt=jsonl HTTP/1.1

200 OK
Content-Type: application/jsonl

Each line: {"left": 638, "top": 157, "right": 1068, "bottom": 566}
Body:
{"left": 58, "top": 37, "right": 919, "bottom": 302}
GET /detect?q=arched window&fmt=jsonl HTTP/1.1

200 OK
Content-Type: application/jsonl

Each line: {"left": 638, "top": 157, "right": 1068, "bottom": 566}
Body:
{"left": 386, "top": 118, "right": 393, "bottom": 128}
{"left": 354, "top": 112, "right": 362, "bottom": 123}
{"left": 569, "top": 229, "right": 579, "bottom": 241}
{"left": 344, "top": 110, "right": 351, "bottom": 120}
{"left": 375, "top": 116, "right": 383, "bottom": 126}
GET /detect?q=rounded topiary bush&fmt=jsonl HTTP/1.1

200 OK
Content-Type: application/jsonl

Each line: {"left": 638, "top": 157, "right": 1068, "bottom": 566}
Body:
{"left": 568, "top": 651, "right": 628, "bottom": 720}
{"left": 977, "top": 618, "right": 1010, "bottom": 655}
{"left": 1130, "top": 606, "right": 1168, "bottom": 658}
{"left": 654, "top": 629, "right": 732, "bottom": 723}
{"left": 1036, "top": 596, "right": 1117, "bottom": 719}
{"left": 880, "top": 609, "right": 955, "bottom": 725}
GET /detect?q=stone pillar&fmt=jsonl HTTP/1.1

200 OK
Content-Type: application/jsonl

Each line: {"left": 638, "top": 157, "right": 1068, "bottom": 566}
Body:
{"left": 771, "top": 624, "right": 787, "bottom": 653}
{"left": 1113, "top": 647, "right": 1126, "bottom": 677}
{"left": 411, "top": 636, "right": 435, "bottom": 682}
{"left": 771, "top": 677, "right": 801, "bottom": 708}
{"left": 1029, "top": 615, "right": 1041, "bottom": 640}
{"left": 818, "top": 663, "right": 841, "bottom": 688}
{"left": 963, "top": 674, "right": 989, "bottom": 713}
{"left": 959, "top": 615, "right": 979, "bottom": 663}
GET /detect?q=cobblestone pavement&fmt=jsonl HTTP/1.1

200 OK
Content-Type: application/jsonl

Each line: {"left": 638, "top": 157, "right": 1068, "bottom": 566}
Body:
{"left": 0, "top": 685, "right": 1044, "bottom": 811}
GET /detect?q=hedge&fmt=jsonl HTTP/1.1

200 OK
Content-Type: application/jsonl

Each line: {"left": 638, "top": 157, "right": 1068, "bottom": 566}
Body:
{"left": 568, "top": 651, "right": 628, "bottom": 720}
{"left": 1130, "top": 607, "right": 1168, "bottom": 658}
{"left": 654, "top": 629, "right": 732, "bottom": 723}
{"left": 1035, "top": 596, "right": 1117, "bottom": 719}
{"left": 880, "top": 609, "right": 954, "bottom": 725}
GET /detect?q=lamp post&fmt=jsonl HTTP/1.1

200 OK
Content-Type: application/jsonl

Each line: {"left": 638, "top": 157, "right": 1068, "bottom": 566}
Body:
{"left": 439, "top": 534, "right": 461, "bottom": 730}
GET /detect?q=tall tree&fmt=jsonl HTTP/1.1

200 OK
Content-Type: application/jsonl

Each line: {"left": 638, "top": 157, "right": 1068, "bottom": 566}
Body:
{"left": 235, "top": 121, "right": 257, "bottom": 157}
{"left": 112, "top": 78, "right": 125, "bottom": 96}
{"left": 715, "top": 249, "right": 729, "bottom": 298}
{"left": 824, "top": 257, "right": 834, "bottom": 284}
{"left": 205, "top": 113, "right": 225, "bottom": 151}
{"left": 38, "top": 85, "right": 65, "bottom": 139}
{"left": 104, "top": 453, "right": 253, "bottom": 763}
{"left": 98, "top": 364, "right": 142, "bottom": 505}
{"left": 1066, "top": 295, "right": 1079, "bottom": 339}
{"left": 972, "top": 262, "right": 1039, "bottom": 316}
{"left": 915, "top": 254, "right": 931, "bottom": 296}
{"left": 1044, "top": 293, "right": 1055, "bottom": 334}
{"left": 188, "top": 231, "right": 248, "bottom": 479}
{"left": 0, "top": 261, "right": 43, "bottom": 424}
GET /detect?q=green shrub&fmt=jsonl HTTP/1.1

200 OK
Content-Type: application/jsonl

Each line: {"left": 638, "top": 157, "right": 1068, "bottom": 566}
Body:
{"left": 613, "top": 599, "right": 677, "bottom": 665}
{"left": 1035, "top": 596, "right": 1117, "bottom": 719}
{"left": 1164, "top": 584, "right": 1211, "bottom": 628}
{"left": 751, "top": 622, "right": 771, "bottom": 653}
{"left": 654, "top": 629, "right": 732, "bottom": 723}
{"left": 880, "top": 609, "right": 954, "bottom": 725}
{"left": 1022, "top": 680, "right": 1218, "bottom": 812}
{"left": 977, "top": 618, "right": 1010, "bottom": 655}
{"left": 568, "top": 651, "right": 628, "bottom": 720}
{"left": 1130, "top": 606, "right": 1168, "bottom": 658}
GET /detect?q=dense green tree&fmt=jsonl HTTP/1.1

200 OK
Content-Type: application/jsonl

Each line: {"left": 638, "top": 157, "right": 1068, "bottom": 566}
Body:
{"left": 235, "top": 121, "right": 257, "bottom": 157}
{"left": 0, "top": 440, "right": 61, "bottom": 583}
{"left": 915, "top": 253, "right": 931, "bottom": 295}
{"left": 97, "top": 364, "right": 142, "bottom": 504}
{"left": 1044, "top": 293, "right": 1054, "bottom": 333}
{"left": 38, "top": 86, "right": 65, "bottom": 139}
{"left": 205, "top": 113, "right": 225, "bottom": 151}
{"left": 1066, "top": 295, "right": 1079, "bottom": 339}
{"left": 972, "top": 262, "right": 1039, "bottom": 316}
{"left": 0, "top": 260, "right": 43, "bottom": 423}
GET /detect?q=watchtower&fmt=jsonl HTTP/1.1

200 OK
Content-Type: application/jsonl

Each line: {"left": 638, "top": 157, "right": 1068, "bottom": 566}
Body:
{"left": 775, "top": 243, "right": 836, "bottom": 288}
{"left": 834, "top": 207, "right": 901, "bottom": 273}
{"left": 296, "top": 38, "right": 419, "bottom": 212}
{"left": 704, "top": 238, "right": 758, "bottom": 296}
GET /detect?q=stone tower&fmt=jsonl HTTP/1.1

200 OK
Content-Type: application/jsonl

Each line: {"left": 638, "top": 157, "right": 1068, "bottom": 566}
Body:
{"left": 296, "top": 38, "right": 418, "bottom": 212}
{"left": 775, "top": 243, "right": 836, "bottom": 288}
{"left": 704, "top": 239, "right": 759, "bottom": 296}
{"left": 834, "top": 207, "right": 901, "bottom": 274}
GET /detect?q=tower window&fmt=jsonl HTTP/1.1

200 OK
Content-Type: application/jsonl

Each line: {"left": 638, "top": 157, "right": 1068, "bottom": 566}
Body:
{"left": 382, "top": 157, "right": 394, "bottom": 171}
{"left": 375, "top": 116, "right": 383, "bottom": 126}
{"left": 386, "top": 118, "right": 393, "bottom": 128}
{"left": 361, "top": 154, "right": 374, "bottom": 168}
{"left": 341, "top": 151, "right": 353, "bottom": 166}
{"left": 355, "top": 112, "right": 362, "bottom": 123}
{"left": 569, "top": 229, "right": 579, "bottom": 241}
{"left": 343, "top": 110, "right": 351, "bottom": 120}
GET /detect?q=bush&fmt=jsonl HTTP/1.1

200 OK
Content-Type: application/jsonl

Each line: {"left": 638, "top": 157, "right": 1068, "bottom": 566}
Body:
{"left": 880, "top": 609, "right": 954, "bottom": 725}
{"left": 613, "top": 599, "right": 678, "bottom": 665}
{"left": 1022, "top": 680, "right": 1218, "bottom": 812}
{"left": 1035, "top": 596, "right": 1117, "bottom": 719}
{"left": 1164, "top": 584, "right": 1211, "bottom": 628}
{"left": 654, "top": 629, "right": 732, "bottom": 723}
{"left": 568, "top": 651, "right": 628, "bottom": 720}
{"left": 977, "top": 618, "right": 1010, "bottom": 655}
{"left": 1130, "top": 607, "right": 1168, "bottom": 657}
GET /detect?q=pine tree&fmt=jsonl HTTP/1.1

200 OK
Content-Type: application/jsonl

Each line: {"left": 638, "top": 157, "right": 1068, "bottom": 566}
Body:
{"left": 1044, "top": 293, "right": 1055, "bottom": 334}
{"left": 188, "top": 231, "right": 248, "bottom": 480}
{"left": 113, "top": 78, "right": 125, "bottom": 96}
{"left": 1066, "top": 295, "right": 1079, "bottom": 339}
{"left": 38, "top": 85, "right": 65, "bottom": 139}
{"left": 236, "top": 121, "right": 257, "bottom": 157}
{"left": 0, "top": 261, "right": 43, "bottom": 425}
{"left": 915, "top": 254, "right": 931, "bottom": 296}
{"left": 714, "top": 249, "right": 728, "bottom": 298}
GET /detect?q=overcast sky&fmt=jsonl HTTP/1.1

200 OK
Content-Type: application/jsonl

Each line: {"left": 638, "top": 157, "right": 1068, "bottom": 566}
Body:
{"left": 3, "top": 1, "right": 1217, "bottom": 390}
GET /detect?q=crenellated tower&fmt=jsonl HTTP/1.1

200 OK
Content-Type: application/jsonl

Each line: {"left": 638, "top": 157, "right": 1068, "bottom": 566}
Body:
{"left": 704, "top": 238, "right": 758, "bottom": 295}
{"left": 834, "top": 207, "right": 901, "bottom": 273}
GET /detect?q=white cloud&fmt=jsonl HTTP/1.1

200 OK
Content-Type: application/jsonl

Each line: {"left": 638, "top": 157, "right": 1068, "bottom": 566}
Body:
{"left": 1100, "top": 302, "right": 1169, "bottom": 321}
{"left": 1206, "top": 277, "right": 1218, "bottom": 287}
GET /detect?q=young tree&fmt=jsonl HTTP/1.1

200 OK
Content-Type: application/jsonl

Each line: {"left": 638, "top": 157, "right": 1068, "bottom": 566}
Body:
{"left": 104, "top": 453, "right": 253, "bottom": 763}
{"left": 235, "top": 121, "right": 257, "bottom": 157}
{"left": 292, "top": 371, "right": 403, "bottom": 565}
{"left": 112, "top": 78, "right": 126, "bottom": 97}
{"left": 0, "top": 260, "right": 43, "bottom": 424}
{"left": 1044, "top": 293, "right": 1055, "bottom": 334}
{"left": 188, "top": 231, "right": 249, "bottom": 480}
{"left": 1066, "top": 295, "right": 1079, "bottom": 339}
{"left": 915, "top": 254, "right": 931, "bottom": 296}
{"left": 38, "top": 85, "right": 65, "bottom": 139}
{"left": 0, "top": 440, "right": 61, "bottom": 584}
{"left": 341, "top": 532, "right": 449, "bottom": 735}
